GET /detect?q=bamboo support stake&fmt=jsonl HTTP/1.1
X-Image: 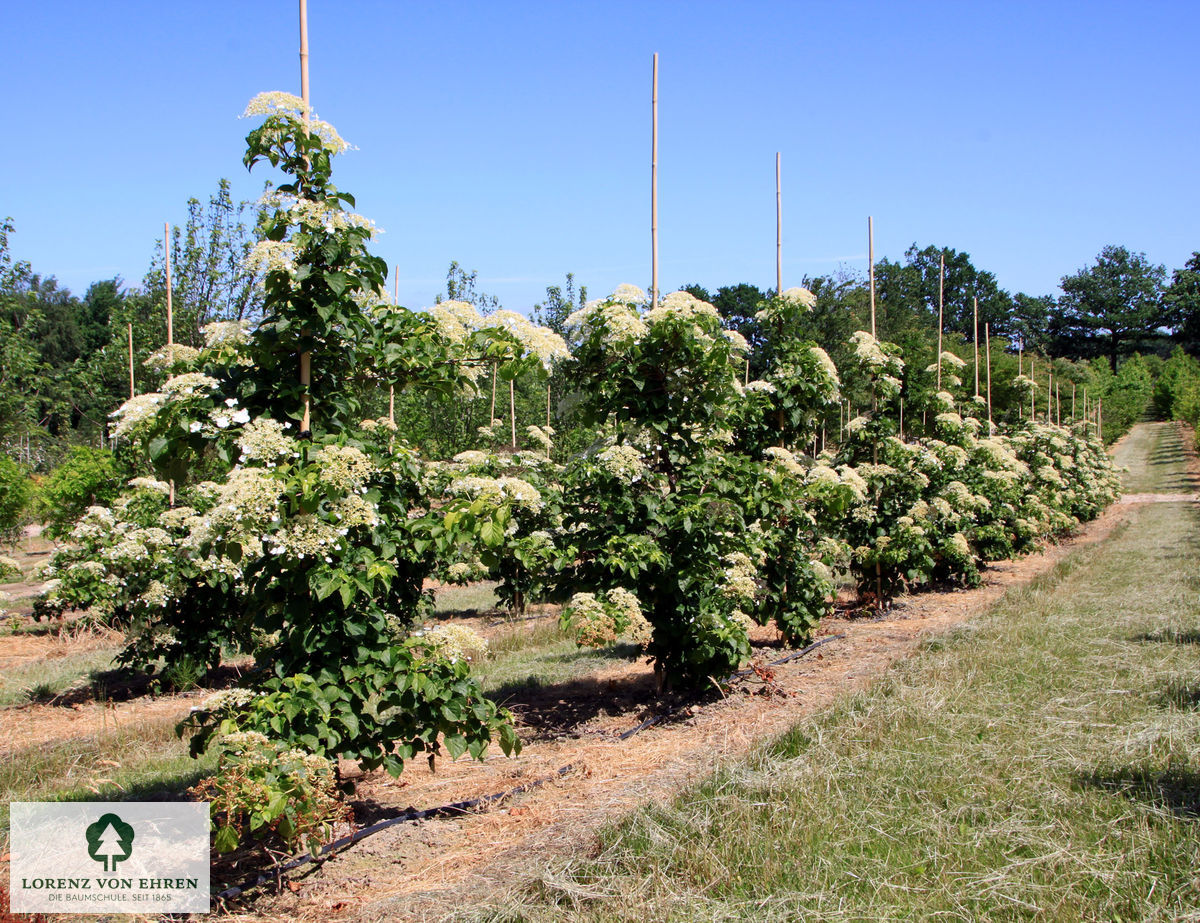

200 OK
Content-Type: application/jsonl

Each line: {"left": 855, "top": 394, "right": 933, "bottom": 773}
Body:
{"left": 1056, "top": 382, "right": 1061, "bottom": 426}
{"left": 1031, "top": 357, "right": 1036, "bottom": 420}
{"left": 985, "top": 322, "right": 993, "bottom": 427}
{"left": 776, "top": 152, "right": 782, "bottom": 296}
{"left": 651, "top": 53, "right": 659, "bottom": 308}
{"left": 298, "top": 0, "right": 312, "bottom": 433}
{"left": 509, "top": 380, "right": 517, "bottom": 448}
{"left": 164, "top": 223, "right": 173, "bottom": 346}
{"left": 868, "top": 216, "right": 876, "bottom": 338}
{"left": 973, "top": 296, "right": 979, "bottom": 398}
{"left": 936, "top": 254, "right": 944, "bottom": 391}
{"left": 1047, "top": 368, "right": 1052, "bottom": 424}
{"left": 546, "top": 383, "right": 552, "bottom": 428}
{"left": 1018, "top": 344, "right": 1024, "bottom": 420}
{"left": 490, "top": 363, "right": 498, "bottom": 426}
{"left": 389, "top": 264, "right": 398, "bottom": 424}
{"left": 127, "top": 322, "right": 135, "bottom": 399}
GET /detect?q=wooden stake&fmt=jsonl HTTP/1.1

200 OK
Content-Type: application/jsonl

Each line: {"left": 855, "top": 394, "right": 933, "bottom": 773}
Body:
{"left": 868, "top": 216, "right": 876, "bottom": 338}
{"left": 985, "top": 322, "right": 992, "bottom": 426}
{"left": 651, "top": 53, "right": 659, "bottom": 308}
{"left": 936, "top": 254, "right": 944, "bottom": 392}
{"left": 972, "top": 295, "right": 979, "bottom": 398}
{"left": 298, "top": 0, "right": 312, "bottom": 433}
{"left": 1056, "top": 381, "right": 1061, "bottom": 426}
{"left": 164, "top": 222, "right": 173, "bottom": 347}
{"left": 546, "top": 382, "right": 552, "bottom": 429}
{"left": 127, "top": 322, "right": 135, "bottom": 399}
{"left": 776, "top": 152, "right": 783, "bottom": 296}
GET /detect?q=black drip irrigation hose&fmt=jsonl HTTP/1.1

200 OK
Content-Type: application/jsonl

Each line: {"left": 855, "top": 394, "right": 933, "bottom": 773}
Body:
{"left": 216, "top": 631, "right": 845, "bottom": 902}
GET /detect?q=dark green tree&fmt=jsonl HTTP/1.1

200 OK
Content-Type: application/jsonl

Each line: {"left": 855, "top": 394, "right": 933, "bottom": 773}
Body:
{"left": 875, "top": 244, "right": 1014, "bottom": 341}
{"left": 1010, "top": 293, "right": 1055, "bottom": 353}
{"left": 1053, "top": 245, "right": 1168, "bottom": 370}
{"left": 1166, "top": 251, "right": 1200, "bottom": 355}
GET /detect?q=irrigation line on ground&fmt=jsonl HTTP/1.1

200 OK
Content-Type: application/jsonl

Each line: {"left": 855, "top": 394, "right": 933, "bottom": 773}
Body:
{"left": 216, "top": 632, "right": 845, "bottom": 902}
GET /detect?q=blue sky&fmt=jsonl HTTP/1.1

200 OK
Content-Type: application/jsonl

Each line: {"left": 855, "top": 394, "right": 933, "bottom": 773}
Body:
{"left": 2, "top": 1, "right": 1197, "bottom": 312}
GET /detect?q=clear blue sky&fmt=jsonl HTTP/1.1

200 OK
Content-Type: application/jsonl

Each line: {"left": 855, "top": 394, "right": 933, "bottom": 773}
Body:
{"left": 3, "top": 0, "right": 1197, "bottom": 312}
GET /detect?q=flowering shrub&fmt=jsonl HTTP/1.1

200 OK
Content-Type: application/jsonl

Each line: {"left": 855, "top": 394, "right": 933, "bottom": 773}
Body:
{"left": 189, "top": 727, "right": 351, "bottom": 857}
{"left": 42, "top": 95, "right": 525, "bottom": 782}
{"left": 552, "top": 287, "right": 846, "bottom": 686}
{"left": 427, "top": 446, "right": 563, "bottom": 614}
{"left": 738, "top": 291, "right": 841, "bottom": 454}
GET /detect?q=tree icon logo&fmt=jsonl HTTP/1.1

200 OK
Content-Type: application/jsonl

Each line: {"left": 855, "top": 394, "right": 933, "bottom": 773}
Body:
{"left": 85, "top": 813, "right": 135, "bottom": 872}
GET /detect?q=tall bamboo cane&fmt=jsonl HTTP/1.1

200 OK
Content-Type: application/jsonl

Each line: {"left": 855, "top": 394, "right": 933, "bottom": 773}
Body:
{"left": 985, "top": 322, "right": 992, "bottom": 427}
{"left": 973, "top": 296, "right": 979, "bottom": 398}
{"left": 651, "top": 53, "right": 659, "bottom": 308}
{"left": 298, "top": 0, "right": 312, "bottom": 433}
{"left": 164, "top": 222, "right": 173, "bottom": 347}
{"left": 776, "top": 152, "right": 782, "bottom": 296}
{"left": 868, "top": 216, "right": 876, "bottom": 339}
{"left": 936, "top": 254, "right": 944, "bottom": 391}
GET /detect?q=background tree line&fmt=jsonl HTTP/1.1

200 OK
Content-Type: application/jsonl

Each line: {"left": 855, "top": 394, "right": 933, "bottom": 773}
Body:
{"left": 3, "top": 177, "right": 1200, "bottom": 540}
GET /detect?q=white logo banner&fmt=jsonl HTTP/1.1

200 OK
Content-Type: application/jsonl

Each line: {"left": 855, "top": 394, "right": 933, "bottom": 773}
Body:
{"left": 9, "top": 802, "right": 210, "bottom": 913}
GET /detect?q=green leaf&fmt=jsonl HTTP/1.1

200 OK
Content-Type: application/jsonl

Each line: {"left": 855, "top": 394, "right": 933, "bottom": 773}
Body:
{"left": 480, "top": 519, "right": 505, "bottom": 548}
{"left": 213, "top": 824, "right": 240, "bottom": 854}
{"left": 443, "top": 733, "right": 468, "bottom": 760}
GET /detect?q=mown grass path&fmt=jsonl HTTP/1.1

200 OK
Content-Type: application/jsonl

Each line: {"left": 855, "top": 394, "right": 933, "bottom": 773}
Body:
{"left": 474, "top": 423, "right": 1200, "bottom": 922}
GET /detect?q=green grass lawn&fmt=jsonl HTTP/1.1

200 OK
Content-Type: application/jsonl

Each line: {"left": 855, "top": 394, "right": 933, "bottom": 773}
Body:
{"left": 470, "top": 495, "right": 1200, "bottom": 921}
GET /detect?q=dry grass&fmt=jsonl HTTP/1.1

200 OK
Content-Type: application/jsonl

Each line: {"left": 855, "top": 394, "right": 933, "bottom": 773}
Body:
{"left": 0, "top": 714, "right": 217, "bottom": 835}
{"left": 466, "top": 497, "right": 1200, "bottom": 921}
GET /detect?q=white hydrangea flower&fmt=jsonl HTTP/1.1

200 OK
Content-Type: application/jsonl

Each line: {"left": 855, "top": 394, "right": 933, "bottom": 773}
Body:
{"left": 809, "top": 346, "right": 840, "bottom": 386}
{"left": 765, "top": 446, "right": 804, "bottom": 475}
{"left": 202, "top": 320, "right": 251, "bottom": 349}
{"left": 596, "top": 444, "right": 647, "bottom": 482}
{"left": 781, "top": 286, "right": 817, "bottom": 309}
{"left": 110, "top": 393, "right": 164, "bottom": 438}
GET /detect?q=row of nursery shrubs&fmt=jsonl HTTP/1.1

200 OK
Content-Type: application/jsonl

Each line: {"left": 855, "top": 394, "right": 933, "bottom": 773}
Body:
{"left": 30, "top": 94, "right": 1119, "bottom": 856}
